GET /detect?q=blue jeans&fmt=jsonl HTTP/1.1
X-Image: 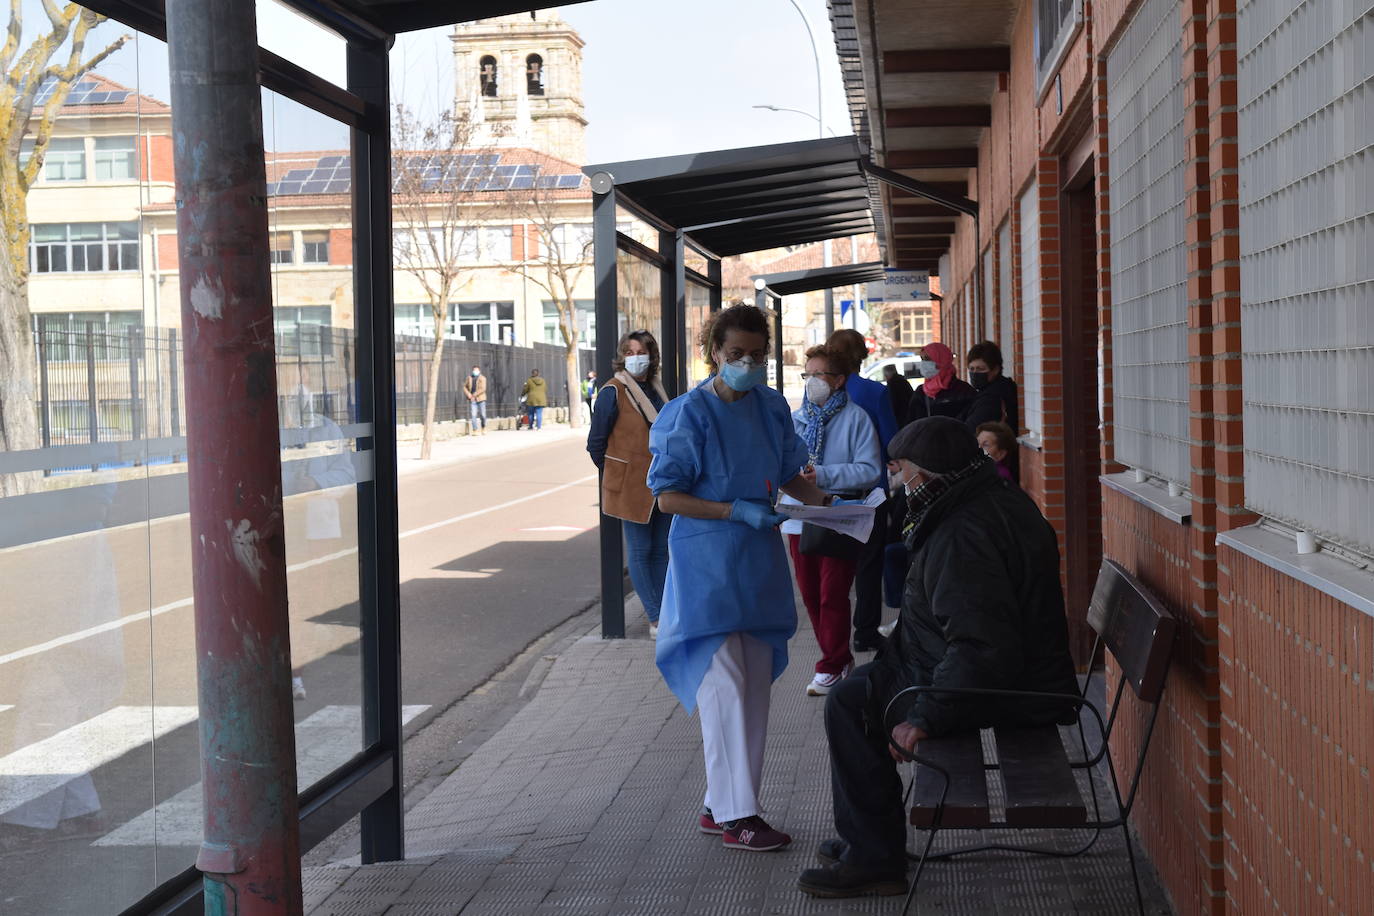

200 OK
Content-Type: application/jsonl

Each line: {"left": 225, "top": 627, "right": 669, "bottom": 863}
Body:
{"left": 623, "top": 508, "right": 671, "bottom": 623}
{"left": 469, "top": 399, "right": 486, "bottom": 428}
{"left": 527, "top": 405, "right": 544, "bottom": 428}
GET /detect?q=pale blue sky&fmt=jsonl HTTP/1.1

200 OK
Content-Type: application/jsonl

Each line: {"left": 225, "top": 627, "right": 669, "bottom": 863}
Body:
{"left": 28, "top": 0, "right": 852, "bottom": 160}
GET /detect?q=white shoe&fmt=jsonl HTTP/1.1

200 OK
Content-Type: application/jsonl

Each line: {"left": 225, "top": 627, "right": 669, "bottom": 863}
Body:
{"left": 291, "top": 677, "right": 306, "bottom": 701}
{"left": 807, "top": 671, "right": 844, "bottom": 696}
{"left": 878, "top": 621, "right": 897, "bottom": 638}
{"left": 649, "top": 623, "right": 658, "bottom": 639}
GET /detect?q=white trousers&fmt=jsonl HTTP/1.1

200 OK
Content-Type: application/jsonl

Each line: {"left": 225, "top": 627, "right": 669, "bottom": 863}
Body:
{"left": 696, "top": 632, "right": 774, "bottom": 823}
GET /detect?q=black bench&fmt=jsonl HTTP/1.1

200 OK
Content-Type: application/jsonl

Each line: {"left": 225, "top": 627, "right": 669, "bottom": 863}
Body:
{"left": 884, "top": 558, "right": 1177, "bottom": 915}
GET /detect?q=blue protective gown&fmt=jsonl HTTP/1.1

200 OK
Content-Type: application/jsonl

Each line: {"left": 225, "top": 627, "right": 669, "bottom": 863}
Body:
{"left": 647, "top": 378, "right": 810, "bottom": 711}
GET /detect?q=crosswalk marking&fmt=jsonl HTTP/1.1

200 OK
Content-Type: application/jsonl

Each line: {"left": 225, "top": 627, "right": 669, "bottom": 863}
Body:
{"left": 0, "top": 706, "right": 198, "bottom": 818}
{"left": 95, "top": 705, "right": 429, "bottom": 847}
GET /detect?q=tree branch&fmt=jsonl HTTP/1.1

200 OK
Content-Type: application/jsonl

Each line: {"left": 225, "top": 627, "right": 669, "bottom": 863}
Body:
{"left": 1, "top": 0, "right": 22, "bottom": 77}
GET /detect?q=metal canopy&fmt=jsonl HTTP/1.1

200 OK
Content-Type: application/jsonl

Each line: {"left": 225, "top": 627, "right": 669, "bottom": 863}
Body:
{"left": 583, "top": 136, "right": 875, "bottom": 257}
{"left": 284, "top": 0, "right": 594, "bottom": 36}
{"left": 752, "top": 260, "right": 887, "bottom": 297}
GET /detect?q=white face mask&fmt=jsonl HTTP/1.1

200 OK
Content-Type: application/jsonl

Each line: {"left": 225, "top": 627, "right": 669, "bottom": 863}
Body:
{"left": 471, "top": 369, "right": 480, "bottom": 377}
{"left": 805, "top": 375, "right": 832, "bottom": 406}
{"left": 896, "top": 462, "right": 923, "bottom": 494}
{"left": 624, "top": 354, "right": 651, "bottom": 377}
{"left": 916, "top": 360, "right": 938, "bottom": 379}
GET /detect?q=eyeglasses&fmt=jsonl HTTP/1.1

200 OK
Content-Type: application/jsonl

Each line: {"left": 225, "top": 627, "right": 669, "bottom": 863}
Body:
{"left": 799, "top": 371, "right": 844, "bottom": 380}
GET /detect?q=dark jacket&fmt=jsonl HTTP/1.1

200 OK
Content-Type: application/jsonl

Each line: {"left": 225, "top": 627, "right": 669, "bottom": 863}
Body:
{"left": 906, "top": 378, "right": 976, "bottom": 425}
{"left": 885, "top": 374, "right": 914, "bottom": 426}
{"left": 962, "top": 374, "right": 1019, "bottom": 434}
{"left": 869, "top": 462, "right": 1078, "bottom": 737}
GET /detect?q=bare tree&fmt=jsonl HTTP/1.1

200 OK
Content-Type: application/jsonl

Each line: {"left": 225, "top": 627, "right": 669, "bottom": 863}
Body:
{"left": 0, "top": 4, "right": 129, "bottom": 494}
{"left": 504, "top": 174, "right": 592, "bottom": 429}
{"left": 391, "top": 104, "right": 503, "bottom": 459}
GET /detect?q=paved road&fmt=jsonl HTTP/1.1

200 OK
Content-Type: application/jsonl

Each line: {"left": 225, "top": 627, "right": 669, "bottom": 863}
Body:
{"left": 0, "top": 432, "right": 602, "bottom": 914}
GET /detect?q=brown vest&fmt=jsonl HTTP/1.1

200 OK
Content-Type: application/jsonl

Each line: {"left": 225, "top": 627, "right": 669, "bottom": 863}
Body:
{"left": 600, "top": 378, "right": 656, "bottom": 524}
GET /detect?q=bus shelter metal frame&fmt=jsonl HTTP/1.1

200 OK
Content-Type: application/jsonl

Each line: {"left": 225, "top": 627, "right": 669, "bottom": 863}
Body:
{"left": 584, "top": 137, "right": 877, "bottom": 640}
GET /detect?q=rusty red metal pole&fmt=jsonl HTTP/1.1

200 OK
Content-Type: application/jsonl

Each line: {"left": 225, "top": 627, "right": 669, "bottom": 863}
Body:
{"left": 165, "top": 1, "right": 303, "bottom": 912}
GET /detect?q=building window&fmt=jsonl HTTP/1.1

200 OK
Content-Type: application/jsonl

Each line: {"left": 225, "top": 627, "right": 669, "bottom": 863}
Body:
{"left": 1018, "top": 185, "right": 1043, "bottom": 442}
{"left": 456, "top": 301, "right": 515, "bottom": 343}
{"left": 32, "top": 310, "right": 142, "bottom": 362}
{"left": 479, "top": 55, "right": 498, "bottom": 97}
{"left": 30, "top": 221, "right": 139, "bottom": 273}
{"left": 526, "top": 54, "right": 545, "bottom": 96}
{"left": 552, "top": 222, "right": 594, "bottom": 259}
{"left": 394, "top": 304, "right": 452, "bottom": 340}
{"left": 542, "top": 299, "right": 595, "bottom": 348}
{"left": 459, "top": 226, "right": 513, "bottom": 263}
{"left": 269, "top": 232, "right": 294, "bottom": 264}
{"left": 302, "top": 230, "right": 330, "bottom": 264}
{"left": 94, "top": 135, "right": 136, "bottom": 180}
{"left": 898, "top": 308, "right": 932, "bottom": 347}
{"left": 1035, "top": 0, "right": 1083, "bottom": 91}
{"left": 43, "top": 137, "right": 86, "bottom": 181}
{"left": 274, "top": 305, "right": 332, "bottom": 356}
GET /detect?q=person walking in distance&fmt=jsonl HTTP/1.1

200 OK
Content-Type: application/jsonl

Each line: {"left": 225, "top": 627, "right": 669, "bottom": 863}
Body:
{"left": 587, "top": 331, "right": 671, "bottom": 638}
{"left": 650, "top": 304, "right": 835, "bottom": 852}
{"left": 582, "top": 369, "right": 598, "bottom": 422}
{"left": 522, "top": 368, "right": 547, "bottom": 430}
{"left": 464, "top": 365, "right": 487, "bottom": 436}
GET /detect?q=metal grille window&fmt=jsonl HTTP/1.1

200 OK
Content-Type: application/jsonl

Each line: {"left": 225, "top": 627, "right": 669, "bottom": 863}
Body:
{"left": 93, "top": 135, "right": 136, "bottom": 180}
{"left": 1105, "top": 0, "right": 1190, "bottom": 486}
{"left": 982, "top": 246, "right": 996, "bottom": 344}
{"left": 32, "top": 310, "right": 142, "bottom": 361}
{"left": 542, "top": 299, "right": 595, "bottom": 347}
{"left": 30, "top": 222, "right": 138, "bottom": 273}
{"left": 394, "top": 303, "right": 455, "bottom": 339}
{"left": 456, "top": 301, "right": 515, "bottom": 343}
{"left": 43, "top": 137, "right": 85, "bottom": 181}
{"left": 1238, "top": 0, "right": 1374, "bottom": 556}
{"left": 998, "top": 219, "right": 1015, "bottom": 377}
{"left": 1018, "top": 186, "right": 1043, "bottom": 441}
{"left": 302, "top": 230, "right": 330, "bottom": 263}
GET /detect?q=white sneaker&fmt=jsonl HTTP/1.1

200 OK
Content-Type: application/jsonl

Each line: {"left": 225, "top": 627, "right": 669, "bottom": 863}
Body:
{"left": 291, "top": 677, "right": 306, "bottom": 701}
{"left": 649, "top": 623, "right": 658, "bottom": 640}
{"left": 807, "top": 671, "right": 844, "bottom": 696}
{"left": 878, "top": 621, "right": 897, "bottom": 638}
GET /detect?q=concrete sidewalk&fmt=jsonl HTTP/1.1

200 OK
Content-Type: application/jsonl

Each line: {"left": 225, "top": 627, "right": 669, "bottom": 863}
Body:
{"left": 303, "top": 607, "right": 1173, "bottom": 915}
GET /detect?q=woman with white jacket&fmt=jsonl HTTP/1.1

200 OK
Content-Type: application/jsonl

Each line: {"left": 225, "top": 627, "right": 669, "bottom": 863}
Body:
{"left": 781, "top": 344, "right": 883, "bottom": 696}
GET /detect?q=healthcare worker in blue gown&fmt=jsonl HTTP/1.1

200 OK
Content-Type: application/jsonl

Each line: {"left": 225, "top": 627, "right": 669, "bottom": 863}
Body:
{"left": 649, "top": 303, "right": 835, "bottom": 852}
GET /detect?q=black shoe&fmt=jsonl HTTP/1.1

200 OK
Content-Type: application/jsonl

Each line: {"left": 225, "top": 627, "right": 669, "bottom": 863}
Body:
{"left": 816, "top": 837, "right": 846, "bottom": 865}
{"left": 853, "top": 632, "right": 882, "bottom": 653}
{"left": 798, "top": 861, "right": 908, "bottom": 898}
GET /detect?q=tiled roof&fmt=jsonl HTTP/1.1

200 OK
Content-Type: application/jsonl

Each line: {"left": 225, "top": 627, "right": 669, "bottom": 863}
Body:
{"left": 42, "top": 73, "right": 169, "bottom": 117}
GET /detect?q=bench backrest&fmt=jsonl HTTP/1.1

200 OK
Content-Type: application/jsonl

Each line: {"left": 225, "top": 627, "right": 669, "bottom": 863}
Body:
{"left": 1086, "top": 559, "right": 1177, "bottom": 704}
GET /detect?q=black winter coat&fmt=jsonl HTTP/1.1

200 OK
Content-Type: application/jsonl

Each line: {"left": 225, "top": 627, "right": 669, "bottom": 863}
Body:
{"left": 868, "top": 462, "right": 1078, "bottom": 737}
{"left": 962, "top": 374, "right": 1019, "bottom": 435}
{"left": 906, "top": 378, "right": 976, "bottom": 424}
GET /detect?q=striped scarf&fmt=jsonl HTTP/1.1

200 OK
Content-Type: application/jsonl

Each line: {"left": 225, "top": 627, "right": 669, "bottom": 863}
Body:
{"left": 901, "top": 453, "right": 993, "bottom": 544}
{"left": 800, "top": 389, "right": 849, "bottom": 467}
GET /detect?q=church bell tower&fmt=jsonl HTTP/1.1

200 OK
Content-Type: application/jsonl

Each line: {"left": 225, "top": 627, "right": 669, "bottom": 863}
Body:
{"left": 452, "top": 11, "right": 588, "bottom": 164}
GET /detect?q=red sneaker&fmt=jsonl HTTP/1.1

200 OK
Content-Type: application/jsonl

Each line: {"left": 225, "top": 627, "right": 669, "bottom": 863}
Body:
{"left": 721, "top": 816, "right": 791, "bottom": 851}
{"left": 698, "top": 807, "right": 723, "bottom": 835}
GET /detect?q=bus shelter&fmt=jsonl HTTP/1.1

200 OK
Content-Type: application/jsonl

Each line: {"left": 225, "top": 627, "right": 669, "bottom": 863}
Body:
{"left": 581, "top": 136, "right": 876, "bottom": 638}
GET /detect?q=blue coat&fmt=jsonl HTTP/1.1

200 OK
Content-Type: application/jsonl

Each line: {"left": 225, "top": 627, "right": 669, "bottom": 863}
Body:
{"left": 647, "top": 379, "right": 809, "bottom": 710}
{"left": 779, "top": 401, "right": 882, "bottom": 535}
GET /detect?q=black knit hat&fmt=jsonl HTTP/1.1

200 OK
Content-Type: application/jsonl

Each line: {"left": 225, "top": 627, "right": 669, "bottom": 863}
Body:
{"left": 888, "top": 416, "right": 982, "bottom": 475}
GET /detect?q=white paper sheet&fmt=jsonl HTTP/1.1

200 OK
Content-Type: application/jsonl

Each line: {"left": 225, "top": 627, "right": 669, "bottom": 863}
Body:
{"left": 775, "top": 487, "right": 886, "bottom": 542}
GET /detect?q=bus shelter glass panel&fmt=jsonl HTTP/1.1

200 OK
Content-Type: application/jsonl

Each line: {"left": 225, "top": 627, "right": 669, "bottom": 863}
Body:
{"left": 616, "top": 246, "right": 664, "bottom": 345}
{"left": 614, "top": 208, "right": 658, "bottom": 250}
{"left": 685, "top": 280, "right": 713, "bottom": 385}
{"left": 262, "top": 90, "right": 370, "bottom": 795}
{"left": 1, "top": 23, "right": 169, "bottom": 913}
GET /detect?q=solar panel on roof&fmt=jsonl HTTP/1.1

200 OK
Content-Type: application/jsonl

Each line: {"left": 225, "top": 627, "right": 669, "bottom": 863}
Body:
{"left": 319, "top": 155, "right": 342, "bottom": 167}
{"left": 325, "top": 180, "right": 349, "bottom": 193}
{"left": 275, "top": 181, "right": 302, "bottom": 195}
{"left": 511, "top": 176, "right": 535, "bottom": 189}
{"left": 284, "top": 169, "right": 311, "bottom": 181}
{"left": 515, "top": 165, "right": 535, "bottom": 176}
{"left": 535, "top": 176, "right": 559, "bottom": 189}
{"left": 495, "top": 165, "right": 518, "bottom": 176}
{"left": 479, "top": 154, "right": 500, "bottom": 165}
{"left": 556, "top": 175, "right": 582, "bottom": 188}
{"left": 302, "top": 180, "right": 327, "bottom": 193}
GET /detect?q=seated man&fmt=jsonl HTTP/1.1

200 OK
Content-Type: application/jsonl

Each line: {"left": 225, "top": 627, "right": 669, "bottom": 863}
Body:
{"left": 798, "top": 416, "right": 1079, "bottom": 898}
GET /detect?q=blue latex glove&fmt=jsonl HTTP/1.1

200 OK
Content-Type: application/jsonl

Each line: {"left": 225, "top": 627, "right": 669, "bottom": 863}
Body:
{"left": 832, "top": 496, "right": 866, "bottom": 506}
{"left": 730, "top": 499, "right": 788, "bottom": 530}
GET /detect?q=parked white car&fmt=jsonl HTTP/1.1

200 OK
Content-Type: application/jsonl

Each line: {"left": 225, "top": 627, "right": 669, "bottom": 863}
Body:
{"left": 862, "top": 355, "right": 924, "bottom": 382}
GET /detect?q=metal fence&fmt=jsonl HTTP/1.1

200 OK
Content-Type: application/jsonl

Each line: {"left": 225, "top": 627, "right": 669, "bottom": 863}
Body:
{"left": 29, "top": 320, "right": 591, "bottom": 453}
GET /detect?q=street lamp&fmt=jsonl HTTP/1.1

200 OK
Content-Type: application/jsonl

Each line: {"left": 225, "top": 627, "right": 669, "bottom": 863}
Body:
{"left": 751, "top": 104, "right": 838, "bottom": 136}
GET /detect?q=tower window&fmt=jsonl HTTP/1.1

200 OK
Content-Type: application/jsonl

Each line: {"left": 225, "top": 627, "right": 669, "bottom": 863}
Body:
{"left": 479, "top": 55, "right": 498, "bottom": 97}
{"left": 526, "top": 54, "right": 545, "bottom": 96}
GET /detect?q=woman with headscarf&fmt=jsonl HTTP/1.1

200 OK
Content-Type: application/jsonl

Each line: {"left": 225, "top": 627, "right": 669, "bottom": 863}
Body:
{"left": 903, "top": 341, "right": 975, "bottom": 425}
{"left": 779, "top": 345, "right": 882, "bottom": 697}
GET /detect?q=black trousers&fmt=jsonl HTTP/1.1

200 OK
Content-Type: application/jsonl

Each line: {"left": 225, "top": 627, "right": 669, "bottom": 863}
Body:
{"left": 851, "top": 500, "right": 888, "bottom": 640}
{"left": 825, "top": 663, "right": 907, "bottom": 867}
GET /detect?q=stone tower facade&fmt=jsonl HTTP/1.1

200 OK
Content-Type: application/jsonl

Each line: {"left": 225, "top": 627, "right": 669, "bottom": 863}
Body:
{"left": 452, "top": 11, "right": 588, "bottom": 165}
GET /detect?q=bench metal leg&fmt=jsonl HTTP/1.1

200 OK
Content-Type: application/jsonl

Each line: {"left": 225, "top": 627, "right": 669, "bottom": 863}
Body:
{"left": 901, "top": 823, "right": 940, "bottom": 916}
{"left": 1120, "top": 821, "right": 1146, "bottom": 916}
{"left": 908, "top": 828, "right": 1104, "bottom": 862}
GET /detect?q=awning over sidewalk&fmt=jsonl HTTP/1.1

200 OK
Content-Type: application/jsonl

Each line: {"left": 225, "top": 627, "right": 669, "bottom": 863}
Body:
{"left": 584, "top": 136, "right": 875, "bottom": 257}
{"left": 752, "top": 260, "right": 887, "bottom": 297}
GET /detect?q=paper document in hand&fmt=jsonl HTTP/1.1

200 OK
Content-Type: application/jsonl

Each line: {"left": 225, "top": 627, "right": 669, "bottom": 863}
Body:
{"left": 775, "top": 488, "right": 886, "bottom": 542}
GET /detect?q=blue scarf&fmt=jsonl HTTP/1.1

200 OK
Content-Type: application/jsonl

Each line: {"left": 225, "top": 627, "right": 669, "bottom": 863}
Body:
{"left": 801, "top": 389, "right": 849, "bottom": 467}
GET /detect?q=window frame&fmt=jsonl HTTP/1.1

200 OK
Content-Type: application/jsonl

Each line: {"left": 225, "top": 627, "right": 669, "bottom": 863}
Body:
{"left": 1034, "top": 0, "right": 1085, "bottom": 103}
{"left": 93, "top": 135, "right": 138, "bottom": 181}
{"left": 29, "top": 221, "right": 140, "bottom": 274}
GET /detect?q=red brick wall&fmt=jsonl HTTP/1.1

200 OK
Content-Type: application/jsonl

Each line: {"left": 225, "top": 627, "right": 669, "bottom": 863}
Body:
{"left": 1218, "top": 546, "right": 1374, "bottom": 913}
{"left": 328, "top": 228, "right": 352, "bottom": 266}
{"left": 1101, "top": 488, "right": 1217, "bottom": 914}
{"left": 141, "top": 133, "right": 174, "bottom": 183}
{"left": 156, "top": 233, "right": 178, "bottom": 272}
